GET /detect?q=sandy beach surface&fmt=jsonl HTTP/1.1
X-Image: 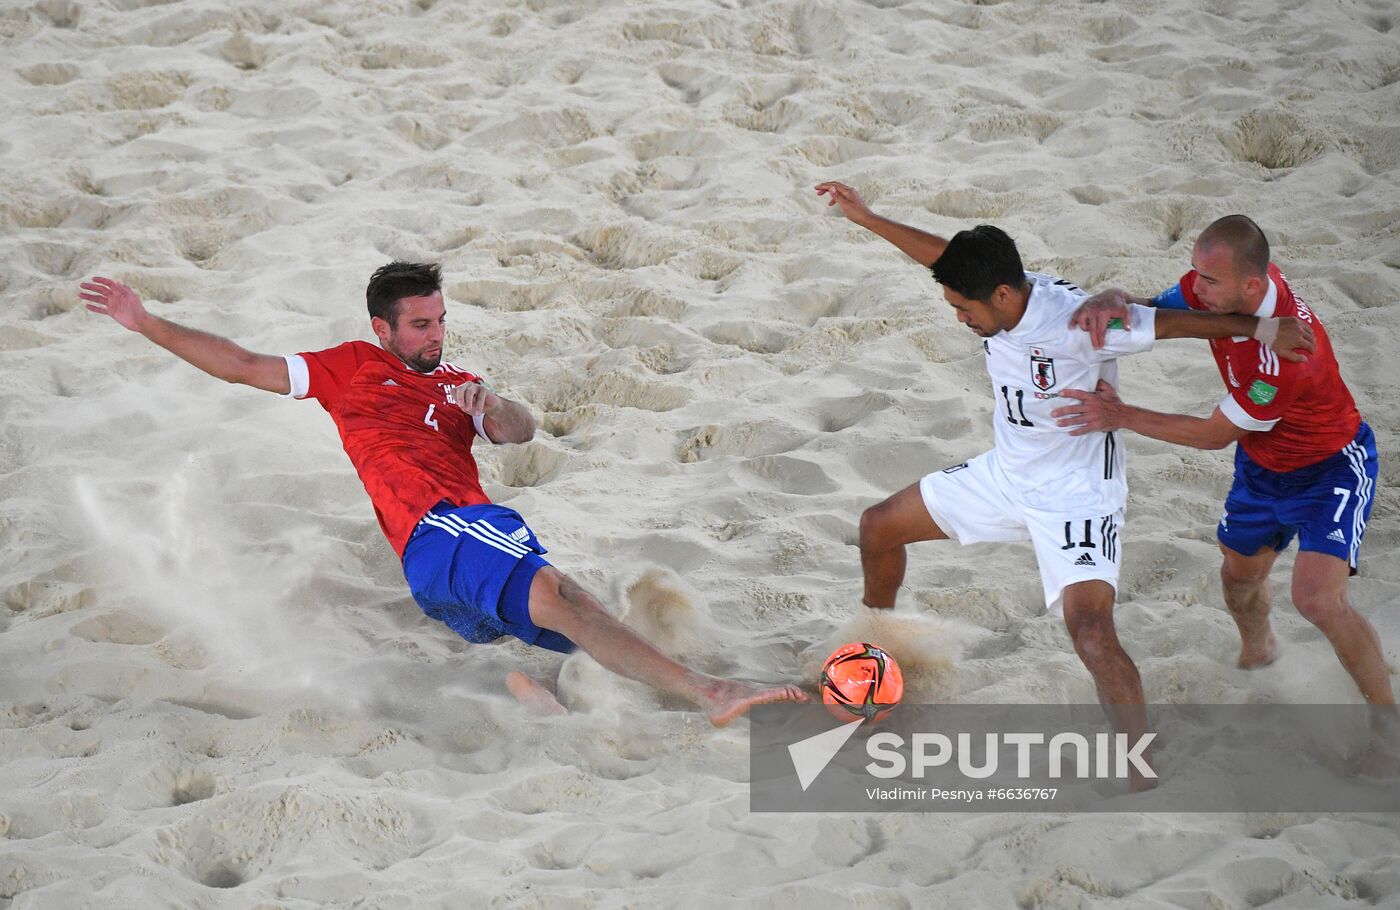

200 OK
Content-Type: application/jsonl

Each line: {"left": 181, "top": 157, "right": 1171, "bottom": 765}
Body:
{"left": 3, "top": 0, "right": 1399, "bottom": 906}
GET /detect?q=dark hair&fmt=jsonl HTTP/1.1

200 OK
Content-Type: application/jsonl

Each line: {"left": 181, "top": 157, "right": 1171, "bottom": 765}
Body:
{"left": 1197, "top": 215, "right": 1269, "bottom": 278}
{"left": 366, "top": 261, "right": 442, "bottom": 326}
{"left": 930, "top": 225, "right": 1026, "bottom": 302}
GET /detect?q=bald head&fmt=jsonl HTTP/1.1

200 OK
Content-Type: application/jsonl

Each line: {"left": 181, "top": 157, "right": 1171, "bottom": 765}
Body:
{"left": 1196, "top": 215, "right": 1270, "bottom": 279}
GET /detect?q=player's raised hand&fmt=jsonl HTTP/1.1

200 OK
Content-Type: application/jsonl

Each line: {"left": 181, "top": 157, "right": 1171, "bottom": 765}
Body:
{"left": 1052, "top": 379, "right": 1126, "bottom": 435}
{"left": 1271, "top": 317, "right": 1315, "bottom": 363}
{"left": 80, "top": 277, "right": 149, "bottom": 333}
{"left": 451, "top": 380, "right": 499, "bottom": 419}
{"left": 1069, "top": 291, "right": 1132, "bottom": 350}
{"left": 814, "top": 181, "right": 874, "bottom": 225}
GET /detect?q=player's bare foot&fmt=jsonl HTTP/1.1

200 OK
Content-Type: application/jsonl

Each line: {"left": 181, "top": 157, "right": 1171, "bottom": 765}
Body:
{"left": 1237, "top": 631, "right": 1279, "bottom": 669}
{"left": 505, "top": 670, "right": 567, "bottom": 716}
{"left": 1357, "top": 742, "right": 1400, "bottom": 778}
{"left": 1129, "top": 774, "right": 1158, "bottom": 793}
{"left": 703, "top": 681, "right": 808, "bottom": 728}
{"left": 1358, "top": 710, "right": 1400, "bottom": 777}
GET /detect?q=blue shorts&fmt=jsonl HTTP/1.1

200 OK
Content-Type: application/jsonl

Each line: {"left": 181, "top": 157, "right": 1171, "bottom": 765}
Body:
{"left": 1218, "top": 422, "right": 1378, "bottom": 572}
{"left": 401, "top": 502, "right": 575, "bottom": 654}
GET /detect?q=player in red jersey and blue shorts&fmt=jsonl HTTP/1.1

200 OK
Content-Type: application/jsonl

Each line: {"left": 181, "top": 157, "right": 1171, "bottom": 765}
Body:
{"left": 1055, "top": 216, "right": 1395, "bottom": 773}
{"left": 79, "top": 263, "right": 804, "bottom": 725}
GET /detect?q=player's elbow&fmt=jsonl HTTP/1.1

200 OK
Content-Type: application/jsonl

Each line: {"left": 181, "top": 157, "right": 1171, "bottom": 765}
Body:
{"left": 222, "top": 353, "right": 256, "bottom": 387}
{"left": 231, "top": 351, "right": 291, "bottom": 395}
{"left": 1201, "top": 426, "right": 1242, "bottom": 450}
{"left": 493, "top": 408, "right": 536, "bottom": 445}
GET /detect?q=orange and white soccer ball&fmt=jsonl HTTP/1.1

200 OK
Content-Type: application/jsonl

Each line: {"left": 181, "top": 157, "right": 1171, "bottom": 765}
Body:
{"left": 820, "top": 642, "right": 904, "bottom": 722}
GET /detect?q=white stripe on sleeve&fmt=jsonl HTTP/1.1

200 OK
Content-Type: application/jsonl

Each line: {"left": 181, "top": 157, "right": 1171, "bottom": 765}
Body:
{"left": 282, "top": 354, "right": 310, "bottom": 399}
{"left": 473, "top": 413, "right": 495, "bottom": 443}
{"left": 1218, "top": 393, "right": 1279, "bottom": 432}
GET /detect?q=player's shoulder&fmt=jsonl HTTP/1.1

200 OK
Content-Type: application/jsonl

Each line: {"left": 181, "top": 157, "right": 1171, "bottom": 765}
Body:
{"left": 297, "top": 339, "right": 385, "bottom": 380}
{"left": 1024, "top": 272, "right": 1087, "bottom": 320}
{"left": 1026, "top": 271, "right": 1085, "bottom": 298}
{"left": 304, "top": 338, "right": 382, "bottom": 362}
{"left": 1267, "top": 266, "right": 1315, "bottom": 322}
{"left": 1017, "top": 273, "right": 1095, "bottom": 350}
{"left": 302, "top": 338, "right": 359, "bottom": 355}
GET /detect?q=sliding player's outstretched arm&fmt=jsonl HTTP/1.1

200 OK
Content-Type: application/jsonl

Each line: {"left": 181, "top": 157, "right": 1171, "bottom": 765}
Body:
{"left": 814, "top": 181, "right": 949, "bottom": 268}
{"left": 81, "top": 276, "right": 291, "bottom": 394}
{"left": 450, "top": 380, "right": 535, "bottom": 445}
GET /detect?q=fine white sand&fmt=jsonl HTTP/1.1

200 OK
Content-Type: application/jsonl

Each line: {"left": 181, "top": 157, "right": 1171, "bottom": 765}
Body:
{"left": 3, "top": 0, "right": 1399, "bottom": 906}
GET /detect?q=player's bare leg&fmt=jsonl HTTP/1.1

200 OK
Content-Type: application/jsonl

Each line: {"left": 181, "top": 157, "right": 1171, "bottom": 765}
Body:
{"left": 859, "top": 483, "right": 949, "bottom": 608}
{"left": 505, "top": 670, "right": 568, "bottom": 716}
{"left": 1062, "top": 581, "right": 1154, "bottom": 792}
{"left": 1220, "top": 545, "right": 1281, "bottom": 669}
{"left": 1289, "top": 551, "right": 1399, "bottom": 774}
{"left": 1291, "top": 552, "right": 1394, "bottom": 704}
{"left": 526, "top": 568, "right": 806, "bottom": 726}
{"left": 1358, "top": 706, "right": 1400, "bottom": 778}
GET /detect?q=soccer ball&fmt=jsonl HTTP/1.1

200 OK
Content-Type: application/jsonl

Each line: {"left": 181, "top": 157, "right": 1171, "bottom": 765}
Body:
{"left": 820, "top": 642, "right": 904, "bottom": 722}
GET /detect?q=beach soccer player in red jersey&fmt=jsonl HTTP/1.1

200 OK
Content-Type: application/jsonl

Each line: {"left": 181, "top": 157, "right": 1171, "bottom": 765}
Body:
{"left": 80, "top": 262, "right": 805, "bottom": 725}
{"left": 1055, "top": 216, "right": 1396, "bottom": 773}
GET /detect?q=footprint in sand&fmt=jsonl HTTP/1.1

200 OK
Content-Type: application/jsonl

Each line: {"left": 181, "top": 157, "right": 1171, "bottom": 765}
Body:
{"left": 570, "top": 222, "right": 678, "bottom": 271}
{"left": 492, "top": 442, "right": 571, "bottom": 488}
{"left": 70, "top": 611, "right": 166, "bottom": 646}
{"left": 17, "top": 62, "right": 78, "bottom": 85}
{"left": 1140, "top": 196, "right": 1206, "bottom": 246}
{"left": 529, "top": 370, "right": 690, "bottom": 413}
{"left": 700, "top": 320, "right": 797, "bottom": 354}
{"left": 1226, "top": 109, "right": 1331, "bottom": 170}
{"left": 736, "top": 454, "right": 839, "bottom": 495}
{"left": 656, "top": 62, "right": 726, "bottom": 105}
{"left": 36, "top": 0, "right": 79, "bottom": 28}
{"left": 628, "top": 129, "right": 728, "bottom": 163}
{"left": 810, "top": 390, "right": 897, "bottom": 433}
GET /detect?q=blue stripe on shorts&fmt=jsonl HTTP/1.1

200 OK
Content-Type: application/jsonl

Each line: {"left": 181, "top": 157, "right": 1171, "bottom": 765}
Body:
{"left": 401, "top": 502, "right": 575, "bottom": 653}
{"left": 1218, "top": 422, "right": 1378, "bottom": 572}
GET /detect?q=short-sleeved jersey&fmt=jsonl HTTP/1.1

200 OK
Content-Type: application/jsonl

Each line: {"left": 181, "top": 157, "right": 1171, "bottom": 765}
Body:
{"left": 285, "top": 340, "right": 495, "bottom": 556}
{"left": 983, "top": 273, "right": 1158, "bottom": 514}
{"left": 1175, "top": 265, "right": 1360, "bottom": 472}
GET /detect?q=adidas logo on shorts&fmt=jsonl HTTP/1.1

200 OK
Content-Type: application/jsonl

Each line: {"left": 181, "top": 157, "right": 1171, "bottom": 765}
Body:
{"left": 1327, "top": 528, "right": 1346, "bottom": 544}
{"left": 510, "top": 527, "right": 530, "bottom": 543}
{"left": 1074, "top": 553, "right": 1097, "bottom": 567}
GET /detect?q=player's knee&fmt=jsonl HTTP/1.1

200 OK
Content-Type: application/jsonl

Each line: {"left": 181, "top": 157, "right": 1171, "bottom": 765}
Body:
{"left": 1065, "top": 612, "right": 1118, "bottom": 668}
{"left": 1220, "top": 559, "right": 1269, "bottom": 594}
{"left": 527, "top": 568, "right": 601, "bottom": 636}
{"left": 1293, "top": 590, "right": 1348, "bottom": 632}
{"left": 859, "top": 503, "right": 895, "bottom": 553}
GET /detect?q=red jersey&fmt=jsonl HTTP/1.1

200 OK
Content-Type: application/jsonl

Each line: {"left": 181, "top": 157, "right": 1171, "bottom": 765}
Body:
{"left": 1179, "top": 265, "right": 1360, "bottom": 472}
{"left": 288, "top": 341, "right": 494, "bottom": 556}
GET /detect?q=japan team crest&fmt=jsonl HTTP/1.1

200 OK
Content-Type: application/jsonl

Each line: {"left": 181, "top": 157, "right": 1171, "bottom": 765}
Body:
{"left": 1030, "top": 353, "right": 1056, "bottom": 391}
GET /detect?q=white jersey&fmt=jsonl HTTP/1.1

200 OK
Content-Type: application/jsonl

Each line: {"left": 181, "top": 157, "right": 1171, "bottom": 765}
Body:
{"left": 980, "top": 272, "right": 1157, "bottom": 514}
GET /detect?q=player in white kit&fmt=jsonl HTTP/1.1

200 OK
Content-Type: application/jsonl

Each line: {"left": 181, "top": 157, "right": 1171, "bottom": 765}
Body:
{"left": 815, "top": 183, "right": 1304, "bottom": 788}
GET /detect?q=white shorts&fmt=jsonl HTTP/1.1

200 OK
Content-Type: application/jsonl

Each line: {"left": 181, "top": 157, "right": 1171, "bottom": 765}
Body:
{"left": 918, "top": 450, "right": 1124, "bottom": 615}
